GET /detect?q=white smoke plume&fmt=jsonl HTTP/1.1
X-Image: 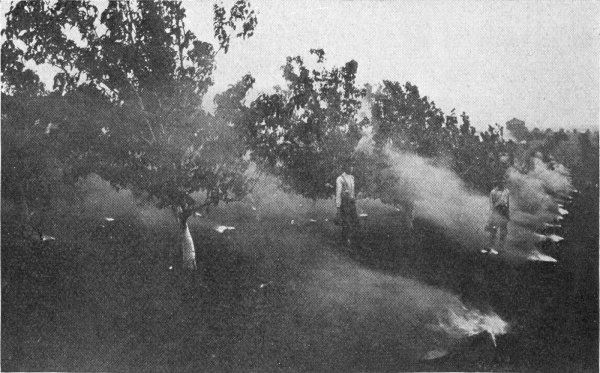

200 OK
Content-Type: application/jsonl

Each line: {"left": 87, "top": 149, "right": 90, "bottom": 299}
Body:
{"left": 356, "top": 134, "right": 574, "bottom": 260}
{"left": 74, "top": 165, "right": 512, "bottom": 362}
{"left": 298, "top": 252, "right": 509, "bottom": 362}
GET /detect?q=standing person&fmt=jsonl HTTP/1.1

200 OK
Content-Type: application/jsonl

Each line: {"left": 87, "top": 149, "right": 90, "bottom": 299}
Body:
{"left": 336, "top": 161, "right": 359, "bottom": 246}
{"left": 484, "top": 178, "right": 510, "bottom": 254}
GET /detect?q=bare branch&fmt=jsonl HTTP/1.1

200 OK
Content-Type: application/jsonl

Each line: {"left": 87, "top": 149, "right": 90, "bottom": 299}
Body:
{"left": 133, "top": 90, "right": 157, "bottom": 143}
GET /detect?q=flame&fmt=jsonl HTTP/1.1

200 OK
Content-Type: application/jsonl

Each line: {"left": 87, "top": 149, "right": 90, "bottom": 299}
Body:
{"left": 543, "top": 223, "right": 561, "bottom": 229}
{"left": 214, "top": 225, "right": 235, "bottom": 233}
{"left": 547, "top": 234, "right": 564, "bottom": 243}
{"left": 534, "top": 233, "right": 564, "bottom": 243}
{"left": 434, "top": 308, "right": 509, "bottom": 347}
{"left": 528, "top": 250, "right": 557, "bottom": 262}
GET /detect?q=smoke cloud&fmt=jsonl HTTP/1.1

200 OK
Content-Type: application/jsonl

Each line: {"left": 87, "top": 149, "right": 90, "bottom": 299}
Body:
{"left": 71, "top": 143, "right": 572, "bottom": 363}
{"left": 356, "top": 134, "right": 574, "bottom": 260}
{"left": 295, "top": 251, "right": 508, "bottom": 364}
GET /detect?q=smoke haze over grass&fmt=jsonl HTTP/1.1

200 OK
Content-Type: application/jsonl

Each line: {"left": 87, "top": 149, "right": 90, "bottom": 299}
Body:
{"left": 356, "top": 134, "right": 574, "bottom": 260}
{"left": 57, "top": 136, "right": 573, "bottom": 369}
{"left": 69, "top": 172, "right": 511, "bottom": 363}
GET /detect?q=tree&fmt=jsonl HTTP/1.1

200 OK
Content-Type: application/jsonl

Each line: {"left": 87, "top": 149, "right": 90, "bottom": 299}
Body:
{"left": 2, "top": 0, "right": 258, "bottom": 271}
{"left": 505, "top": 118, "right": 529, "bottom": 142}
{"left": 369, "top": 81, "right": 511, "bottom": 195}
{"left": 577, "top": 130, "right": 599, "bottom": 189}
{"left": 236, "top": 50, "right": 368, "bottom": 201}
{"left": 371, "top": 81, "right": 459, "bottom": 158}
{"left": 1, "top": 35, "right": 58, "bottom": 240}
{"left": 468, "top": 124, "right": 511, "bottom": 192}
{"left": 1, "top": 94, "right": 69, "bottom": 242}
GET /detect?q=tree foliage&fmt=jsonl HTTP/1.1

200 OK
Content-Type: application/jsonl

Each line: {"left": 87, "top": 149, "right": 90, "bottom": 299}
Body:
{"left": 2, "top": 0, "right": 258, "bottom": 222}
{"left": 237, "top": 50, "right": 368, "bottom": 200}
{"left": 369, "top": 81, "right": 512, "bottom": 194}
{"left": 371, "top": 81, "right": 459, "bottom": 158}
{"left": 1, "top": 94, "right": 72, "bottom": 240}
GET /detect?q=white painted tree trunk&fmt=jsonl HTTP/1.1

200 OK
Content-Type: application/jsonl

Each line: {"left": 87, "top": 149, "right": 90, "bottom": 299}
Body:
{"left": 180, "top": 219, "right": 197, "bottom": 270}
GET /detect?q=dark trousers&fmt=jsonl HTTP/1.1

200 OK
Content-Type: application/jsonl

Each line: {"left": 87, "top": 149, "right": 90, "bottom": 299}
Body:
{"left": 487, "top": 207, "right": 509, "bottom": 249}
{"left": 340, "top": 197, "right": 359, "bottom": 242}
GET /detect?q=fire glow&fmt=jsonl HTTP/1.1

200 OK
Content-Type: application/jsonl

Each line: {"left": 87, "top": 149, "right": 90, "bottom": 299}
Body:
{"left": 434, "top": 308, "right": 510, "bottom": 347}
{"left": 214, "top": 225, "right": 235, "bottom": 233}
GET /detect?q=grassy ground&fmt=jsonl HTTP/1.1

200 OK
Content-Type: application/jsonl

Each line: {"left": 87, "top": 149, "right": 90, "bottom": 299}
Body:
{"left": 2, "top": 184, "right": 598, "bottom": 372}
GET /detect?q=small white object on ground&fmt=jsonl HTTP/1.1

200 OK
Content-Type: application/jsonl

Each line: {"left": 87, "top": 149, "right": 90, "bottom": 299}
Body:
{"left": 308, "top": 219, "right": 317, "bottom": 223}
{"left": 251, "top": 206, "right": 257, "bottom": 211}
{"left": 359, "top": 213, "right": 368, "bottom": 218}
{"left": 214, "top": 226, "right": 235, "bottom": 233}
{"left": 557, "top": 207, "right": 569, "bottom": 216}
{"left": 543, "top": 223, "right": 561, "bottom": 229}
{"left": 290, "top": 220, "right": 295, "bottom": 225}
{"left": 42, "top": 235, "right": 55, "bottom": 242}
{"left": 489, "top": 249, "right": 499, "bottom": 255}
{"left": 168, "top": 266, "right": 173, "bottom": 270}
{"left": 528, "top": 250, "right": 557, "bottom": 262}
{"left": 259, "top": 281, "right": 272, "bottom": 289}
{"left": 534, "top": 233, "right": 564, "bottom": 243}
{"left": 104, "top": 217, "right": 115, "bottom": 222}
{"left": 547, "top": 234, "right": 564, "bottom": 243}
{"left": 194, "top": 212, "right": 202, "bottom": 217}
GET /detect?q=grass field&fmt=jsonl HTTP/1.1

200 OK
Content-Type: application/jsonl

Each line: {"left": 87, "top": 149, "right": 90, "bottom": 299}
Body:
{"left": 2, "top": 181, "right": 598, "bottom": 372}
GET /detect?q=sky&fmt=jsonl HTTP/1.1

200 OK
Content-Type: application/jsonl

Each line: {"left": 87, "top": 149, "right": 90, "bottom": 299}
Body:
{"left": 2, "top": 0, "right": 598, "bottom": 131}
{"left": 188, "top": 0, "right": 599, "bottom": 131}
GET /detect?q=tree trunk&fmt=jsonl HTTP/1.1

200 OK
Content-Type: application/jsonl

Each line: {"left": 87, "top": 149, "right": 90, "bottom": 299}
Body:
{"left": 179, "top": 215, "right": 197, "bottom": 271}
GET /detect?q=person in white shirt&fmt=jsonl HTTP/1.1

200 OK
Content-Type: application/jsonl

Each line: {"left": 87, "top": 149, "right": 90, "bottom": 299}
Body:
{"left": 484, "top": 178, "right": 510, "bottom": 254}
{"left": 336, "top": 161, "right": 359, "bottom": 245}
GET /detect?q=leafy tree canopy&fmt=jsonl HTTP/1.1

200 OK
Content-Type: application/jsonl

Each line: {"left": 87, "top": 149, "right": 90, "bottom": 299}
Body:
{"left": 2, "top": 0, "right": 258, "bottom": 221}
{"left": 369, "top": 80, "right": 511, "bottom": 194}
{"left": 236, "top": 49, "right": 369, "bottom": 200}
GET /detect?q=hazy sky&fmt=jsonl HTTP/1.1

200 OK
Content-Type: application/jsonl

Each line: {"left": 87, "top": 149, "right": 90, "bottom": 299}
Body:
{"left": 188, "top": 0, "right": 599, "bottom": 131}
{"left": 3, "top": 0, "right": 598, "bottom": 131}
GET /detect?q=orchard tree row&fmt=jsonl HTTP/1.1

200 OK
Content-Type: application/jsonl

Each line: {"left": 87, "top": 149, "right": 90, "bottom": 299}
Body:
{"left": 2, "top": 0, "right": 589, "bottom": 273}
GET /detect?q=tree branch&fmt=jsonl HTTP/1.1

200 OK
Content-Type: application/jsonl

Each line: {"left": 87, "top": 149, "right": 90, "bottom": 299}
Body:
{"left": 124, "top": 1, "right": 136, "bottom": 44}
{"left": 177, "top": 17, "right": 185, "bottom": 74}
{"left": 181, "top": 199, "right": 213, "bottom": 220}
{"left": 133, "top": 90, "right": 157, "bottom": 143}
{"left": 212, "top": 44, "right": 224, "bottom": 58}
